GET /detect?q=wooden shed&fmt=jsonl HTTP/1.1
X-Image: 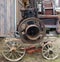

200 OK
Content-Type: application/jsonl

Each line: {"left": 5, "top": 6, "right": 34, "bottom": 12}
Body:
{"left": 0, "top": 0, "right": 15, "bottom": 37}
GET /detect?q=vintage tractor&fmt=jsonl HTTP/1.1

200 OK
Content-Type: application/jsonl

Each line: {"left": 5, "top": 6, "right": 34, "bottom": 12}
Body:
{"left": 2, "top": 17, "right": 58, "bottom": 62}
{"left": 0, "top": 0, "right": 59, "bottom": 61}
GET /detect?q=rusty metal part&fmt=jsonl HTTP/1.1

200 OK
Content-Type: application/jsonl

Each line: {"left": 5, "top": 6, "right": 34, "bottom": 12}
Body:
{"left": 26, "top": 48, "right": 42, "bottom": 54}
{"left": 17, "top": 17, "right": 46, "bottom": 44}
{"left": 23, "top": 45, "right": 42, "bottom": 54}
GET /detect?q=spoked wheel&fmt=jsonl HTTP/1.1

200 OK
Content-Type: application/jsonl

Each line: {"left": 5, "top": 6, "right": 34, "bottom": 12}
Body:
{"left": 2, "top": 39, "right": 25, "bottom": 62}
{"left": 42, "top": 42, "right": 58, "bottom": 60}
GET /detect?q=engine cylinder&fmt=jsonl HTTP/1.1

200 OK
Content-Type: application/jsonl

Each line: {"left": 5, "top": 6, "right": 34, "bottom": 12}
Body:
{"left": 26, "top": 25, "right": 40, "bottom": 40}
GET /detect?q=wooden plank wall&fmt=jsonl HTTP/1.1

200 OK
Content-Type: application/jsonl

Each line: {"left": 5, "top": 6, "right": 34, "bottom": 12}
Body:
{"left": 0, "top": 0, "right": 15, "bottom": 37}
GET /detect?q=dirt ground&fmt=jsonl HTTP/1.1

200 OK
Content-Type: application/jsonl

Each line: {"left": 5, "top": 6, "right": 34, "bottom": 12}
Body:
{"left": 0, "top": 37, "right": 60, "bottom": 62}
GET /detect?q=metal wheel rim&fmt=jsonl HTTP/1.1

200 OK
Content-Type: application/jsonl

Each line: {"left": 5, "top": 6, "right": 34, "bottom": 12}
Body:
{"left": 42, "top": 42, "right": 58, "bottom": 60}
{"left": 2, "top": 40, "right": 25, "bottom": 62}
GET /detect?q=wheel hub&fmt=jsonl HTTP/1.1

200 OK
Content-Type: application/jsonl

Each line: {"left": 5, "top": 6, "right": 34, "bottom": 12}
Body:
{"left": 10, "top": 47, "right": 16, "bottom": 52}
{"left": 49, "top": 50, "right": 53, "bottom": 54}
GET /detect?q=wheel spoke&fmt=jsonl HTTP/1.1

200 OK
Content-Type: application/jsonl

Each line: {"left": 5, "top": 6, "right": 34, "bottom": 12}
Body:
{"left": 4, "top": 52, "right": 11, "bottom": 57}
{"left": 3, "top": 50, "right": 10, "bottom": 53}
{"left": 17, "top": 44, "right": 21, "bottom": 49}
{"left": 52, "top": 53, "right": 55, "bottom": 58}
{"left": 14, "top": 52, "right": 18, "bottom": 59}
{"left": 11, "top": 53, "right": 15, "bottom": 59}
{"left": 43, "top": 50, "right": 47, "bottom": 52}
{"left": 16, "top": 50, "right": 24, "bottom": 54}
{"left": 13, "top": 53, "right": 18, "bottom": 59}
{"left": 43, "top": 50, "right": 48, "bottom": 55}
{"left": 44, "top": 46, "right": 48, "bottom": 50}
{"left": 6, "top": 44, "right": 11, "bottom": 48}
{"left": 46, "top": 52, "right": 49, "bottom": 57}
{"left": 17, "top": 52, "right": 22, "bottom": 57}
{"left": 8, "top": 53, "right": 12, "bottom": 58}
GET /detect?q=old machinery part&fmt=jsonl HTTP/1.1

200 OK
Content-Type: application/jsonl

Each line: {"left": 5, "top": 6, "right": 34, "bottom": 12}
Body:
{"left": 42, "top": 0, "right": 54, "bottom": 15}
{"left": 2, "top": 40, "right": 25, "bottom": 62}
{"left": 17, "top": 17, "right": 46, "bottom": 43}
{"left": 26, "top": 25, "right": 40, "bottom": 40}
{"left": 21, "top": 8, "right": 38, "bottom": 19}
{"left": 42, "top": 41, "right": 58, "bottom": 60}
{"left": 25, "top": 45, "right": 42, "bottom": 54}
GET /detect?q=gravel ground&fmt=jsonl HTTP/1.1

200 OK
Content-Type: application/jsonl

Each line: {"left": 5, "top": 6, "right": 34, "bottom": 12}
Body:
{"left": 0, "top": 37, "right": 60, "bottom": 62}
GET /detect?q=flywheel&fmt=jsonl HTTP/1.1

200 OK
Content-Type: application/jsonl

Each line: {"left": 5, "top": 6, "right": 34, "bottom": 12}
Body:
{"left": 17, "top": 17, "right": 46, "bottom": 43}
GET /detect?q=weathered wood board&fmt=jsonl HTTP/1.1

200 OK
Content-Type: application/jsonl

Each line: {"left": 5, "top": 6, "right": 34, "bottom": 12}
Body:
{"left": 0, "top": 0, "right": 15, "bottom": 37}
